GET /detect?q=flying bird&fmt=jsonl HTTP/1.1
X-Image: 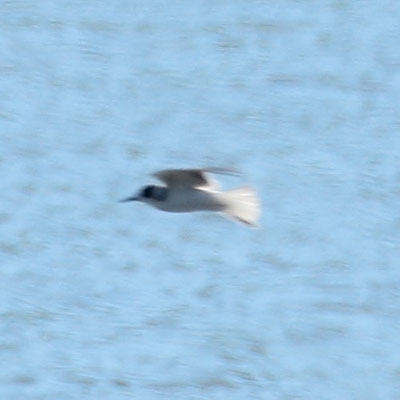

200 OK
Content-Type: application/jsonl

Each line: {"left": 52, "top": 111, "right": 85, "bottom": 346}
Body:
{"left": 120, "top": 167, "right": 260, "bottom": 227}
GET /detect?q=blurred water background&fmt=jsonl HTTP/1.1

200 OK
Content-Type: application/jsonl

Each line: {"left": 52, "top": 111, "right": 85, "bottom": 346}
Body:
{"left": 1, "top": 1, "right": 400, "bottom": 399}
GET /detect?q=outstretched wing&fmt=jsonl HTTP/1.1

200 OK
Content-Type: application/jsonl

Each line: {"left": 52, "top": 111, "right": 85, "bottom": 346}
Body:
{"left": 153, "top": 167, "right": 239, "bottom": 190}
{"left": 153, "top": 168, "right": 213, "bottom": 189}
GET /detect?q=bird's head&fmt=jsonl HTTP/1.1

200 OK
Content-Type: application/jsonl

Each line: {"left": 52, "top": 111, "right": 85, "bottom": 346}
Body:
{"left": 120, "top": 185, "right": 167, "bottom": 206}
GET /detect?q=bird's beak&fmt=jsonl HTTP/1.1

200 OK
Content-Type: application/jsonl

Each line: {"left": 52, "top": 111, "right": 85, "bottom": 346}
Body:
{"left": 119, "top": 195, "right": 139, "bottom": 202}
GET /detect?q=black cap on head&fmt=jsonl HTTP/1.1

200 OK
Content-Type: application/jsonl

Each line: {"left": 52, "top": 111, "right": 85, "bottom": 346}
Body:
{"left": 141, "top": 185, "right": 155, "bottom": 199}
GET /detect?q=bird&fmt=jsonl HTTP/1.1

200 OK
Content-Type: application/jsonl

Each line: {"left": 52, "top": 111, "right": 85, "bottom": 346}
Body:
{"left": 120, "top": 167, "right": 260, "bottom": 227}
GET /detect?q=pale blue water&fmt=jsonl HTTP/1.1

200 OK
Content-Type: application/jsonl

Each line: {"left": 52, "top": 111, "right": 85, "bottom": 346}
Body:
{"left": 1, "top": 1, "right": 400, "bottom": 399}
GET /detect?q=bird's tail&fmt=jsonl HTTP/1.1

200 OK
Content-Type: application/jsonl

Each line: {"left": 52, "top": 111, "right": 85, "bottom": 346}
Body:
{"left": 220, "top": 186, "right": 260, "bottom": 227}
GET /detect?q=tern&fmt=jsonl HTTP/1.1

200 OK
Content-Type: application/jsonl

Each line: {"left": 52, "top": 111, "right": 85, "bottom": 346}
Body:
{"left": 120, "top": 167, "right": 260, "bottom": 227}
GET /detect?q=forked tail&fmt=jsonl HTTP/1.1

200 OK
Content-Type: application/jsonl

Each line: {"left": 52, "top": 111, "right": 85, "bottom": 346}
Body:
{"left": 221, "top": 186, "right": 260, "bottom": 227}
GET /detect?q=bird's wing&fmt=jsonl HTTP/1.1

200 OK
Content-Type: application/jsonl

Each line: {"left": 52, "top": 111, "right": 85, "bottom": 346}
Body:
{"left": 153, "top": 167, "right": 239, "bottom": 190}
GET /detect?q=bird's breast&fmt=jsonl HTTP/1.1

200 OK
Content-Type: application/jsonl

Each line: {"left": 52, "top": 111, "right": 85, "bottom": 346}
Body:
{"left": 156, "top": 188, "right": 225, "bottom": 213}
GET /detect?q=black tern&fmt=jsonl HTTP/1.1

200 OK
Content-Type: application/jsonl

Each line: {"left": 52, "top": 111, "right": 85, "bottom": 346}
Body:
{"left": 120, "top": 167, "right": 260, "bottom": 227}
